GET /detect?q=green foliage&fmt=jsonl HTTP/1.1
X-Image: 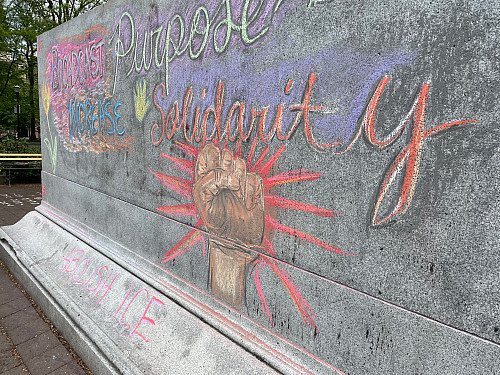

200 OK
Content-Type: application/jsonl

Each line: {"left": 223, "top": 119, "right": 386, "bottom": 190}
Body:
{"left": 0, "top": 127, "right": 37, "bottom": 153}
{"left": 0, "top": 0, "right": 107, "bottom": 141}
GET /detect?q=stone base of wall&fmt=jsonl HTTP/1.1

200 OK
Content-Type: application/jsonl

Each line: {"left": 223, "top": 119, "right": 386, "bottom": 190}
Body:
{"left": 0, "top": 212, "right": 284, "bottom": 375}
{"left": 2, "top": 209, "right": 500, "bottom": 374}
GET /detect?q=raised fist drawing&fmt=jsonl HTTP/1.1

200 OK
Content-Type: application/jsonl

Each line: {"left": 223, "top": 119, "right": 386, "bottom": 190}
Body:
{"left": 193, "top": 144, "right": 264, "bottom": 307}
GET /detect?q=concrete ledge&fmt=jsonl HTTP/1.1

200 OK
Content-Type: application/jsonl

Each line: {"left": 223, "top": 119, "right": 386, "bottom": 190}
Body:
{"left": 0, "top": 228, "right": 120, "bottom": 375}
{"left": 3, "top": 209, "right": 500, "bottom": 374}
{"left": 34, "top": 178, "right": 340, "bottom": 374}
{"left": 0, "top": 212, "right": 288, "bottom": 375}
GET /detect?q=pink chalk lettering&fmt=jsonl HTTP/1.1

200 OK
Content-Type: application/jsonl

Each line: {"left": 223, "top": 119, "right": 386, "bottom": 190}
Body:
{"left": 56, "top": 246, "right": 77, "bottom": 272}
{"left": 96, "top": 271, "right": 119, "bottom": 305}
{"left": 117, "top": 289, "right": 149, "bottom": 329}
{"left": 87, "top": 265, "right": 107, "bottom": 292}
{"left": 130, "top": 297, "right": 166, "bottom": 343}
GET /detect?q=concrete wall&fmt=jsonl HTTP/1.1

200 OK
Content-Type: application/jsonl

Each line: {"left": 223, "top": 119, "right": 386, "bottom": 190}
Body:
{"left": 29, "top": 0, "right": 500, "bottom": 373}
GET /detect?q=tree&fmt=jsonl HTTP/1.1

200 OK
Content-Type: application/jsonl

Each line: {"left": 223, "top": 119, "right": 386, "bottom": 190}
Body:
{"left": 0, "top": 1, "right": 24, "bottom": 135}
{"left": 44, "top": 0, "right": 107, "bottom": 25}
{"left": 0, "top": 0, "right": 107, "bottom": 140}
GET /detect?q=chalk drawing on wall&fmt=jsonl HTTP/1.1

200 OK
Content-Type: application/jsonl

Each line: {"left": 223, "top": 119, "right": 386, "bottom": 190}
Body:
{"left": 331, "top": 77, "right": 478, "bottom": 225}
{"left": 147, "top": 70, "right": 478, "bottom": 328}
{"left": 43, "top": 25, "right": 136, "bottom": 154}
{"left": 42, "top": 81, "right": 57, "bottom": 173}
{"left": 38, "top": 0, "right": 479, "bottom": 333}
{"left": 150, "top": 140, "right": 356, "bottom": 329}
{"left": 109, "top": 1, "right": 304, "bottom": 95}
{"left": 134, "top": 79, "right": 150, "bottom": 123}
{"left": 307, "top": 0, "right": 334, "bottom": 7}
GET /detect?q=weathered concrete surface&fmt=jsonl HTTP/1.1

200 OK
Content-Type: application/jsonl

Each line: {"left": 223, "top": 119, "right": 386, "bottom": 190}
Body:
{"left": 0, "top": 212, "right": 281, "bottom": 375}
{"left": 1, "top": 0, "right": 498, "bottom": 373}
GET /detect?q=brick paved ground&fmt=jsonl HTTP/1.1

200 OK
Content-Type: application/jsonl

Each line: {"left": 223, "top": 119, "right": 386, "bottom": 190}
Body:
{"left": 0, "top": 184, "right": 91, "bottom": 375}
{"left": 0, "top": 184, "right": 43, "bottom": 226}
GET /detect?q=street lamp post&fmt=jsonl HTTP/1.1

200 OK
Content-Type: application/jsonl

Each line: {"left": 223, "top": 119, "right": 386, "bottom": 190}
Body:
{"left": 14, "top": 85, "right": 20, "bottom": 138}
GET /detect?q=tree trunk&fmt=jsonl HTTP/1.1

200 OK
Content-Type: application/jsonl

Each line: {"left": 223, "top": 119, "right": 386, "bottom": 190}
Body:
{"left": 28, "top": 46, "right": 36, "bottom": 140}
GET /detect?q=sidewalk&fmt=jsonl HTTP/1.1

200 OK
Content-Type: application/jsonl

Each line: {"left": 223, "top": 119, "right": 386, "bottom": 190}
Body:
{"left": 0, "top": 184, "right": 43, "bottom": 226}
{"left": 0, "top": 184, "right": 91, "bottom": 375}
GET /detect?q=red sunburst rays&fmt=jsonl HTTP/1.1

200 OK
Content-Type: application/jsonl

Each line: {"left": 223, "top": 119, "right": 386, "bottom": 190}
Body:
{"left": 150, "top": 136, "right": 355, "bottom": 328}
{"left": 253, "top": 235, "right": 318, "bottom": 329}
{"left": 156, "top": 204, "right": 197, "bottom": 217}
{"left": 160, "top": 153, "right": 195, "bottom": 177}
{"left": 161, "top": 219, "right": 206, "bottom": 263}
{"left": 265, "top": 195, "right": 344, "bottom": 218}
{"left": 149, "top": 169, "right": 193, "bottom": 201}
